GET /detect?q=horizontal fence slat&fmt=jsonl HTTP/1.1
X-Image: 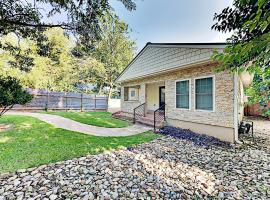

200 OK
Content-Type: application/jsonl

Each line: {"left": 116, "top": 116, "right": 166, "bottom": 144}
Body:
{"left": 7, "top": 89, "right": 108, "bottom": 111}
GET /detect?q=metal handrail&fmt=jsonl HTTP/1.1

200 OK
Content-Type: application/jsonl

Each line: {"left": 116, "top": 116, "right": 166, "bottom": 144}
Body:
{"left": 133, "top": 103, "right": 146, "bottom": 124}
{"left": 154, "top": 104, "right": 166, "bottom": 132}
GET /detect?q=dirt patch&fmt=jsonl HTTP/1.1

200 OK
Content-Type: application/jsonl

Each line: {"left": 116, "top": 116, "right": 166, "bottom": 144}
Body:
{"left": 0, "top": 124, "right": 13, "bottom": 132}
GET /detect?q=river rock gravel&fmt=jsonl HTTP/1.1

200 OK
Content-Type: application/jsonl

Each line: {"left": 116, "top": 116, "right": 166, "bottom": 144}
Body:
{"left": 0, "top": 136, "right": 269, "bottom": 199}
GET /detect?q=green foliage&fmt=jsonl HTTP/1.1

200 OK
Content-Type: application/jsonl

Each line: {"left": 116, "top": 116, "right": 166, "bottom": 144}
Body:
{"left": 212, "top": 0, "right": 269, "bottom": 42}
{"left": 212, "top": 0, "right": 270, "bottom": 110}
{"left": 0, "top": 115, "right": 158, "bottom": 173}
{"left": 0, "top": 0, "right": 136, "bottom": 68}
{"left": 0, "top": 15, "right": 135, "bottom": 94}
{"left": 0, "top": 76, "right": 32, "bottom": 116}
{"left": 91, "top": 12, "right": 136, "bottom": 97}
{"left": 0, "top": 28, "right": 100, "bottom": 92}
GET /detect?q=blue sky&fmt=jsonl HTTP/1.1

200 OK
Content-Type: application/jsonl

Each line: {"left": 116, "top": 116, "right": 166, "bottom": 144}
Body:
{"left": 110, "top": 0, "right": 233, "bottom": 51}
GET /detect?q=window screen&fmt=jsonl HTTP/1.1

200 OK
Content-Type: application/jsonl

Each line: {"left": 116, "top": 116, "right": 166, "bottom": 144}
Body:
{"left": 176, "top": 80, "right": 190, "bottom": 109}
{"left": 195, "top": 77, "right": 213, "bottom": 110}
{"left": 130, "top": 90, "right": 135, "bottom": 97}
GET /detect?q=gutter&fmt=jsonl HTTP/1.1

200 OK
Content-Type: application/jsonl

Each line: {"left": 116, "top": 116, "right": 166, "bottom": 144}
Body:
{"left": 234, "top": 73, "right": 240, "bottom": 143}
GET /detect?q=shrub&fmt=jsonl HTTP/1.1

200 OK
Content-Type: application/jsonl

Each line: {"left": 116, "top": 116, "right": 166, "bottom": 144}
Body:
{"left": 0, "top": 76, "right": 32, "bottom": 116}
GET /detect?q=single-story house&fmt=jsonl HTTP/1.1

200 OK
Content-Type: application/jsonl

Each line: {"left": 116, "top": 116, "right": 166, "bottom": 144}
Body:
{"left": 115, "top": 43, "right": 245, "bottom": 143}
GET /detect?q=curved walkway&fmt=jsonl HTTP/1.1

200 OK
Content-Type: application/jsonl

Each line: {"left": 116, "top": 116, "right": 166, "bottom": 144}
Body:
{"left": 7, "top": 112, "right": 151, "bottom": 137}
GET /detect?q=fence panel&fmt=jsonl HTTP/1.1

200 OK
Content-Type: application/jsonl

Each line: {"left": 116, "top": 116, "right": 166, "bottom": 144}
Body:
{"left": 11, "top": 89, "right": 108, "bottom": 111}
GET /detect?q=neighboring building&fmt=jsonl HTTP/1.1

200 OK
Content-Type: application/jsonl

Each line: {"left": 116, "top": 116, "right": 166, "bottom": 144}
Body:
{"left": 115, "top": 43, "right": 244, "bottom": 143}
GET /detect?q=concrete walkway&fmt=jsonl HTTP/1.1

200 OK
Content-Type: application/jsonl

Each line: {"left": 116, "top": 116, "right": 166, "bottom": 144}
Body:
{"left": 7, "top": 112, "right": 151, "bottom": 137}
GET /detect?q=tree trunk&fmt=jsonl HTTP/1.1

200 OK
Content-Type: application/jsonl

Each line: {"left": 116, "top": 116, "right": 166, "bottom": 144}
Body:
{"left": 108, "top": 86, "right": 113, "bottom": 100}
{"left": 98, "top": 82, "right": 104, "bottom": 95}
{"left": 108, "top": 81, "right": 115, "bottom": 100}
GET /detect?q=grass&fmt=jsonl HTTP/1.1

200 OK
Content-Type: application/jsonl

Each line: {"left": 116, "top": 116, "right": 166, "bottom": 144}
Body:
{"left": 0, "top": 115, "right": 159, "bottom": 174}
{"left": 44, "top": 111, "right": 130, "bottom": 128}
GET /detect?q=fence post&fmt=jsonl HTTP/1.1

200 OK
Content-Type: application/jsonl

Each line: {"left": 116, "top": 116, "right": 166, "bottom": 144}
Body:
{"left": 94, "top": 95, "right": 97, "bottom": 110}
{"left": 45, "top": 90, "right": 49, "bottom": 111}
{"left": 80, "top": 93, "right": 83, "bottom": 112}
{"left": 106, "top": 96, "right": 109, "bottom": 111}
{"left": 65, "top": 92, "right": 68, "bottom": 112}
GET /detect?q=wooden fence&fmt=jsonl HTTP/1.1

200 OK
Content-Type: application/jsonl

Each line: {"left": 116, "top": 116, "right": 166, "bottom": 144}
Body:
{"left": 12, "top": 89, "right": 108, "bottom": 111}
{"left": 244, "top": 103, "right": 270, "bottom": 117}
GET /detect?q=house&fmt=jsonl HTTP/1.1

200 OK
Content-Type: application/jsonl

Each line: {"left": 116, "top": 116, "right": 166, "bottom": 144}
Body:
{"left": 115, "top": 43, "right": 244, "bottom": 143}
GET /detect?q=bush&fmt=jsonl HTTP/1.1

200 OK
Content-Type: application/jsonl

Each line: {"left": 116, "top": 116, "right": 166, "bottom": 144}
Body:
{"left": 0, "top": 76, "right": 32, "bottom": 116}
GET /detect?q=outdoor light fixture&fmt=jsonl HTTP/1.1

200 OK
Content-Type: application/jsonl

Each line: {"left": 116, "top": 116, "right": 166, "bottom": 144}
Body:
{"left": 240, "top": 70, "right": 254, "bottom": 88}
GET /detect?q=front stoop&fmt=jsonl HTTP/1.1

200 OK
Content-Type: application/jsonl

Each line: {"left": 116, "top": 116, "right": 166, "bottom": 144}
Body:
{"left": 136, "top": 116, "right": 163, "bottom": 128}
{"left": 112, "top": 111, "right": 164, "bottom": 128}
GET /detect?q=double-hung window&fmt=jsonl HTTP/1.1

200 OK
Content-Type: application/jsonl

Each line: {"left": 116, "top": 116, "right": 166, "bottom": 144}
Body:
{"left": 176, "top": 80, "right": 190, "bottom": 109}
{"left": 195, "top": 76, "right": 214, "bottom": 111}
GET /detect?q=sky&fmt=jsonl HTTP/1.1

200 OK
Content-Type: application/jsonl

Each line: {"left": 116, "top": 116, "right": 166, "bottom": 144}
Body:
{"left": 110, "top": 0, "right": 234, "bottom": 51}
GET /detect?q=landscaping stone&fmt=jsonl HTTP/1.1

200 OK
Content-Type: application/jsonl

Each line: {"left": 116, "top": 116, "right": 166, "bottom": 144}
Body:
{"left": 0, "top": 136, "right": 269, "bottom": 199}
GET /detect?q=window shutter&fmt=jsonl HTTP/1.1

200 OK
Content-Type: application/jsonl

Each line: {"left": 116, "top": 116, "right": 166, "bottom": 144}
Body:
{"left": 124, "top": 87, "right": 128, "bottom": 101}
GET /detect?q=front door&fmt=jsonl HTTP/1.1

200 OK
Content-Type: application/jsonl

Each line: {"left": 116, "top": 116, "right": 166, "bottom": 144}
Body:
{"left": 159, "top": 86, "right": 165, "bottom": 109}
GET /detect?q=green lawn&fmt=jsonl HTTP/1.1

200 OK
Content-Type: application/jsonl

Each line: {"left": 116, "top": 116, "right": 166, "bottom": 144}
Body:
{"left": 44, "top": 111, "right": 130, "bottom": 128}
{"left": 0, "top": 115, "right": 159, "bottom": 174}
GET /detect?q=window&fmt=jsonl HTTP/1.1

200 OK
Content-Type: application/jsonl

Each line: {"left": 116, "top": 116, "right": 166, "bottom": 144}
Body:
{"left": 176, "top": 80, "right": 190, "bottom": 109}
{"left": 130, "top": 90, "right": 135, "bottom": 97}
{"left": 195, "top": 77, "right": 214, "bottom": 111}
{"left": 124, "top": 86, "right": 139, "bottom": 101}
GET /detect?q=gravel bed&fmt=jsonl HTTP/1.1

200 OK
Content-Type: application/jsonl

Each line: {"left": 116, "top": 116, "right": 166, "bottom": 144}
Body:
{"left": 0, "top": 136, "right": 269, "bottom": 199}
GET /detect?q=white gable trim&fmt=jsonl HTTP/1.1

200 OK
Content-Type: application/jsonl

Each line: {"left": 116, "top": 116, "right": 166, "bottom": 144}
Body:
{"left": 116, "top": 43, "right": 226, "bottom": 83}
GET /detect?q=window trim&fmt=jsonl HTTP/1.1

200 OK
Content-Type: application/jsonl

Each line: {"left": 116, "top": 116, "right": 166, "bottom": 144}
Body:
{"left": 124, "top": 86, "right": 140, "bottom": 102}
{"left": 175, "top": 78, "right": 191, "bottom": 110}
{"left": 130, "top": 90, "right": 136, "bottom": 97}
{"left": 194, "top": 75, "right": 215, "bottom": 112}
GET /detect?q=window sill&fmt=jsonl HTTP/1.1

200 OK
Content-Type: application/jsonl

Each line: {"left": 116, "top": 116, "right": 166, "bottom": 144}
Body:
{"left": 195, "top": 109, "right": 215, "bottom": 113}
{"left": 175, "top": 107, "right": 191, "bottom": 111}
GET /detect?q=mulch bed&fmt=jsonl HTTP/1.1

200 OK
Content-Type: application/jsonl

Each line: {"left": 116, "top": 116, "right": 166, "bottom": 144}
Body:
{"left": 158, "top": 126, "right": 232, "bottom": 148}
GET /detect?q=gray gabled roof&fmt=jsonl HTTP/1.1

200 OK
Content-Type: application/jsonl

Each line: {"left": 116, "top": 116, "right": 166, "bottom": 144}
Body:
{"left": 116, "top": 42, "right": 226, "bottom": 82}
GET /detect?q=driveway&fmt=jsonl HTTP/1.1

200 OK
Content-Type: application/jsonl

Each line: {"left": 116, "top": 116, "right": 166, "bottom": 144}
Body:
{"left": 7, "top": 112, "right": 151, "bottom": 137}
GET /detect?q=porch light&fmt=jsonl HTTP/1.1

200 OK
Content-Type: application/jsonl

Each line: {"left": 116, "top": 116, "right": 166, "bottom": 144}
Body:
{"left": 239, "top": 70, "right": 254, "bottom": 88}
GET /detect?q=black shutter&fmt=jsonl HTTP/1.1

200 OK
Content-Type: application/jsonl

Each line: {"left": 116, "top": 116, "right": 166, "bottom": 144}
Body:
{"left": 124, "top": 87, "right": 128, "bottom": 101}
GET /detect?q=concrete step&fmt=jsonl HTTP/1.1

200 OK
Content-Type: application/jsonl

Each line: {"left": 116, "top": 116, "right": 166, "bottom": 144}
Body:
{"left": 136, "top": 117, "right": 163, "bottom": 128}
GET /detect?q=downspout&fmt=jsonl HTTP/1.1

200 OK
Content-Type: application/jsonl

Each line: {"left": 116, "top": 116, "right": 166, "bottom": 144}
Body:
{"left": 233, "top": 73, "right": 241, "bottom": 143}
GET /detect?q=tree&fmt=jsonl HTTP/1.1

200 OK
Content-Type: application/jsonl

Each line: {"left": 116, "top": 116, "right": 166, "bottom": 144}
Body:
{"left": 0, "top": 76, "right": 32, "bottom": 116}
{"left": 0, "top": 28, "right": 111, "bottom": 94}
{"left": 0, "top": 0, "right": 136, "bottom": 71}
{"left": 0, "top": 28, "right": 79, "bottom": 92}
{"left": 212, "top": 0, "right": 270, "bottom": 116}
{"left": 91, "top": 12, "right": 135, "bottom": 98}
{"left": 71, "top": 56, "right": 105, "bottom": 93}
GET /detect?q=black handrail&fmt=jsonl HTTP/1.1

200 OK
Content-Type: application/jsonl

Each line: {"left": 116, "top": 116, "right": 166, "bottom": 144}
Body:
{"left": 133, "top": 103, "right": 146, "bottom": 124}
{"left": 154, "top": 104, "right": 166, "bottom": 132}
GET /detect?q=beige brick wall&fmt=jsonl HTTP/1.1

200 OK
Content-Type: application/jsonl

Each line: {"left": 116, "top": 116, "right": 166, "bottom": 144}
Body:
{"left": 121, "top": 62, "right": 235, "bottom": 128}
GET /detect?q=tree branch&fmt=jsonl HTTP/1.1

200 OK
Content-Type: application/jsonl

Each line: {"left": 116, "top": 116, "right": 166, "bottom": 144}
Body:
{"left": 2, "top": 19, "right": 72, "bottom": 30}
